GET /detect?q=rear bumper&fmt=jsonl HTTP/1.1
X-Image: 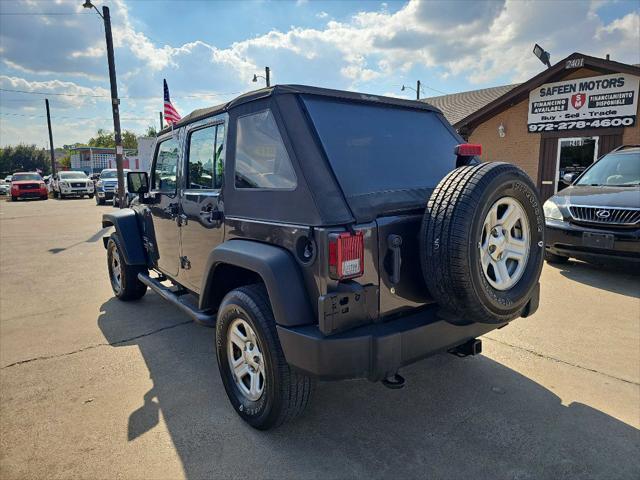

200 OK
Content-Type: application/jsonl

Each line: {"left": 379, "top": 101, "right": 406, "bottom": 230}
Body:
{"left": 545, "top": 219, "right": 640, "bottom": 262}
{"left": 277, "top": 304, "right": 506, "bottom": 381}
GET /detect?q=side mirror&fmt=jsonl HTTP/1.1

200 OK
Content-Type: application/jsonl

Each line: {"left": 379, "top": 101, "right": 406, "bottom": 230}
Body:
{"left": 127, "top": 171, "right": 149, "bottom": 194}
{"left": 562, "top": 173, "right": 577, "bottom": 184}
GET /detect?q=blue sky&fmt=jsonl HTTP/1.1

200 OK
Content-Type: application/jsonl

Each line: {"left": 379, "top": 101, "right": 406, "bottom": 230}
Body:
{"left": 1, "top": 0, "right": 638, "bottom": 147}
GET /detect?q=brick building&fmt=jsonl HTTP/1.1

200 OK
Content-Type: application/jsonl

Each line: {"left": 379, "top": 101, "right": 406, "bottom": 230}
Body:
{"left": 424, "top": 52, "right": 640, "bottom": 200}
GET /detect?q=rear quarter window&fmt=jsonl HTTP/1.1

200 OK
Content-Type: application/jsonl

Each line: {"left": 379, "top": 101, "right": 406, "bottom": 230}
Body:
{"left": 234, "top": 110, "right": 297, "bottom": 190}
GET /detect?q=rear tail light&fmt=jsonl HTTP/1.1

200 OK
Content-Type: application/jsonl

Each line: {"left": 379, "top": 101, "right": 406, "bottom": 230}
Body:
{"left": 454, "top": 143, "right": 482, "bottom": 156}
{"left": 328, "top": 231, "right": 364, "bottom": 280}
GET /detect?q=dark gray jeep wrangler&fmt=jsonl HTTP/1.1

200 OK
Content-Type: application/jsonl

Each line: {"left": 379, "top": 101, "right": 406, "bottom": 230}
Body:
{"left": 102, "top": 85, "right": 544, "bottom": 430}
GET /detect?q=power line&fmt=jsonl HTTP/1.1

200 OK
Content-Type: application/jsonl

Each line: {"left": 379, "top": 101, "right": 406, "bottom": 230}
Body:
{"left": 422, "top": 85, "right": 448, "bottom": 95}
{"left": 0, "top": 12, "right": 91, "bottom": 16}
{"left": 0, "top": 112, "right": 151, "bottom": 121}
{"left": 0, "top": 87, "right": 244, "bottom": 99}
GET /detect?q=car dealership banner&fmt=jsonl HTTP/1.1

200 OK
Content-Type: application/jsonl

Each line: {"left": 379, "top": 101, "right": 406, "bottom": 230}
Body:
{"left": 528, "top": 73, "right": 638, "bottom": 132}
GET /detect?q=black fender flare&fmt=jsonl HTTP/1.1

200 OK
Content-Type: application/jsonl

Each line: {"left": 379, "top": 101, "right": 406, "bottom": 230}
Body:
{"left": 101, "top": 209, "right": 147, "bottom": 266}
{"left": 200, "top": 240, "right": 314, "bottom": 327}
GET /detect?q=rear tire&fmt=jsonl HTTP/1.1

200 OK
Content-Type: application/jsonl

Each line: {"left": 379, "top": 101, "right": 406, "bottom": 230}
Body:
{"left": 96, "top": 196, "right": 105, "bottom": 205}
{"left": 421, "top": 162, "right": 544, "bottom": 325}
{"left": 216, "top": 284, "right": 314, "bottom": 430}
{"left": 11, "top": 196, "right": 17, "bottom": 202}
{"left": 106, "top": 234, "right": 147, "bottom": 301}
{"left": 545, "top": 251, "right": 569, "bottom": 264}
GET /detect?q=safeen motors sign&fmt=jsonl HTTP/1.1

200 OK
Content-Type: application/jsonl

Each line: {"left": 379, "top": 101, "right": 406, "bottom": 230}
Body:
{"left": 528, "top": 73, "right": 638, "bottom": 132}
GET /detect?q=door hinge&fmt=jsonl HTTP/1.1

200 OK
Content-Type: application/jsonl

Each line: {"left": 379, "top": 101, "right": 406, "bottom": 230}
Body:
{"left": 180, "top": 256, "right": 191, "bottom": 270}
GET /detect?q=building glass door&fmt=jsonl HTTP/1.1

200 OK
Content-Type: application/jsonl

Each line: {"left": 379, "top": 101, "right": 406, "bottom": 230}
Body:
{"left": 555, "top": 137, "right": 598, "bottom": 192}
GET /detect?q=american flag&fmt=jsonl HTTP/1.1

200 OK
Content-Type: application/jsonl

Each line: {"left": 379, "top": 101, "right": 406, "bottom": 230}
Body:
{"left": 163, "top": 79, "right": 181, "bottom": 125}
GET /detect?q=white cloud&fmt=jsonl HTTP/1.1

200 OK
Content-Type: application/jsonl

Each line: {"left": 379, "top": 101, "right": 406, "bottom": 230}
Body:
{"left": 0, "top": 75, "right": 111, "bottom": 109}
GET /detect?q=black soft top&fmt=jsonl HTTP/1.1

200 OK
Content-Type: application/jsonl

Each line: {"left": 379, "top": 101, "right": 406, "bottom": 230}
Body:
{"left": 160, "top": 84, "right": 443, "bottom": 135}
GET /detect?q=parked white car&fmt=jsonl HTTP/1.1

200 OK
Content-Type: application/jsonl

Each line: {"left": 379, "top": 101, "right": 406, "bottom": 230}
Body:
{"left": 51, "top": 171, "right": 95, "bottom": 199}
{"left": 0, "top": 179, "right": 10, "bottom": 195}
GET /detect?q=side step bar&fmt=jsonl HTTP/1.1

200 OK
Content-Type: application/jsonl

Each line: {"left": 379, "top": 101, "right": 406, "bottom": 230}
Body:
{"left": 137, "top": 273, "right": 216, "bottom": 327}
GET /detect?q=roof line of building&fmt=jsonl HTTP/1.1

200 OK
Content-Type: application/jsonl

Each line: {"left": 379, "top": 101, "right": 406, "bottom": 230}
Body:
{"left": 455, "top": 52, "right": 640, "bottom": 133}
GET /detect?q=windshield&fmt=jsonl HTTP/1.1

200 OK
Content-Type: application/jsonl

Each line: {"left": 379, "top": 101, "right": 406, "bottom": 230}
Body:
{"left": 576, "top": 151, "right": 640, "bottom": 187}
{"left": 100, "top": 170, "right": 117, "bottom": 179}
{"left": 11, "top": 173, "right": 42, "bottom": 181}
{"left": 303, "top": 96, "right": 459, "bottom": 200}
{"left": 59, "top": 172, "right": 88, "bottom": 179}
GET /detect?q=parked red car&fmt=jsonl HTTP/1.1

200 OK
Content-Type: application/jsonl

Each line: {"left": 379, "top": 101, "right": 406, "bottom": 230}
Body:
{"left": 10, "top": 172, "right": 48, "bottom": 201}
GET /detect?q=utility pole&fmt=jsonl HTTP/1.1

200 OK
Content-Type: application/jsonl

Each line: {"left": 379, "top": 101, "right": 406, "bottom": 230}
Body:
{"left": 416, "top": 80, "right": 421, "bottom": 100}
{"left": 159, "top": 111, "right": 163, "bottom": 131}
{"left": 84, "top": 2, "right": 125, "bottom": 207}
{"left": 101, "top": 6, "right": 125, "bottom": 208}
{"left": 265, "top": 66, "right": 271, "bottom": 87}
{"left": 45, "top": 99, "right": 56, "bottom": 176}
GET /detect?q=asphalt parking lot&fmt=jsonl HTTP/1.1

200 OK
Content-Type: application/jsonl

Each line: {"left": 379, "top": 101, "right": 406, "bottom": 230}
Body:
{"left": 1, "top": 197, "right": 639, "bottom": 479}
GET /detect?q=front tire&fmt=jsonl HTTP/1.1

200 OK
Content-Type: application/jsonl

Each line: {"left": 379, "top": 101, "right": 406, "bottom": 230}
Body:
{"left": 106, "top": 234, "right": 147, "bottom": 301}
{"left": 216, "top": 284, "right": 314, "bottom": 430}
{"left": 96, "top": 196, "right": 105, "bottom": 205}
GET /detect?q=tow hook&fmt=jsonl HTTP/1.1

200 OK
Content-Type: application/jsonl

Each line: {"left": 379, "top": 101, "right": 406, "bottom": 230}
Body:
{"left": 449, "top": 338, "right": 482, "bottom": 358}
{"left": 381, "top": 373, "right": 405, "bottom": 389}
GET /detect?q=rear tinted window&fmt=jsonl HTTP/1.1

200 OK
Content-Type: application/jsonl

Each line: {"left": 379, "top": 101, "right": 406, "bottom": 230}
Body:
{"left": 303, "top": 97, "right": 458, "bottom": 198}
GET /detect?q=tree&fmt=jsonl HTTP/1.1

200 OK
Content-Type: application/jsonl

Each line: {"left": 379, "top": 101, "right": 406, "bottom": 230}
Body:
{"left": 144, "top": 125, "right": 158, "bottom": 137}
{"left": 87, "top": 128, "right": 114, "bottom": 148}
{"left": 0, "top": 144, "right": 51, "bottom": 176}
{"left": 87, "top": 129, "right": 138, "bottom": 149}
{"left": 59, "top": 155, "right": 71, "bottom": 169}
{"left": 122, "top": 131, "right": 138, "bottom": 149}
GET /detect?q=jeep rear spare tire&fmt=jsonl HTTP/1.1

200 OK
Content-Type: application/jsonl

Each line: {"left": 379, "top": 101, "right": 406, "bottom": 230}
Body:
{"left": 421, "top": 162, "right": 544, "bottom": 324}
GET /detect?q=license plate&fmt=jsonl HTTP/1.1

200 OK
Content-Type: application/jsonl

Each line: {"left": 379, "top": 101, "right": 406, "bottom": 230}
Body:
{"left": 582, "top": 232, "right": 614, "bottom": 249}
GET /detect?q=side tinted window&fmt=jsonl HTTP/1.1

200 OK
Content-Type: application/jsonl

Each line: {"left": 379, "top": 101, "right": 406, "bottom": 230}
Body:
{"left": 153, "top": 137, "right": 179, "bottom": 192}
{"left": 187, "top": 124, "right": 225, "bottom": 190}
{"left": 234, "top": 110, "right": 296, "bottom": 189}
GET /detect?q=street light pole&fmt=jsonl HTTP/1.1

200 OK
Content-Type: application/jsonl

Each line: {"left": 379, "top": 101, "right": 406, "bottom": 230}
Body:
{"left": 252, "top": 66, "right": 272, "bottom": 87}
{"left": 401, "top": 81, "right": 422, "bottom": 100}
{"left": 83, "top": 1, "right": 125, "bottom": 207}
